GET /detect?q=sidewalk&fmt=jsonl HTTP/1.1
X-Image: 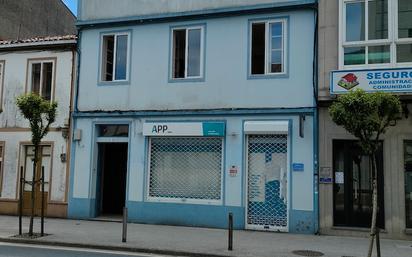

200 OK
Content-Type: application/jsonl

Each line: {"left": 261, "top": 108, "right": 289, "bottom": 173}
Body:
{"left": 0, "top": 215, "right": 411, "bottom": 257}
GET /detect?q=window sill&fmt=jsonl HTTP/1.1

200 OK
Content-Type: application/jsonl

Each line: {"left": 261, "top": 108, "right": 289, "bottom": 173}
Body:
{"left": 247, "top": 73, "right": 288, "bottom": 80}
{"left": 405, "top": 228, "right": 412, "bottom": 235}
{"left": 340, "top": 63, "right": 412, "bottom": 71}
{"left": 168, "top": 77, "right": 205, "bottom": 83}
{"left": 97, "top": 81, "right": 130, "bottom": 86}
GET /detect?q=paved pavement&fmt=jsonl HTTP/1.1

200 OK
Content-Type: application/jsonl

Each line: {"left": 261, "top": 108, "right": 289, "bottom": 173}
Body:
{"left": 0, "top": 215, "right": 411, "bottom": 257}
{"left": 0, "top": 242, "right": 178, "bottom": 257}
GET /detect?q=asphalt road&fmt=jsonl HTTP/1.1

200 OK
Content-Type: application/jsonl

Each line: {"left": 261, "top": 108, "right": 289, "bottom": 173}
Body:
{"left": 0, "top": 242, "right": 176, "bottom": 257}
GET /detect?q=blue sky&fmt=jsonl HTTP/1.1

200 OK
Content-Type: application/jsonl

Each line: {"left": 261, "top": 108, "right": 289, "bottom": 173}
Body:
{"left": 62, "top": 0, "right": 78, "bottom": 16}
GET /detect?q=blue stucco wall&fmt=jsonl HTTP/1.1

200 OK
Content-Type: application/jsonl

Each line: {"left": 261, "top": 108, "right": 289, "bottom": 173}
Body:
{"left": 68, "top": 112, "right": 316, "bottom": 232}
{"left": 69, "top": 5, "right": 317, "bottom": 234}
{"left": 76, "top": 10, "right": 316, "bottom": 112}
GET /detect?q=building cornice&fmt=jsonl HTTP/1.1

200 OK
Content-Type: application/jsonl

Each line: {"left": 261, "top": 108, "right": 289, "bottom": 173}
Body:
{"left": 76, "top": 0, "right": 317, "bottom": 29}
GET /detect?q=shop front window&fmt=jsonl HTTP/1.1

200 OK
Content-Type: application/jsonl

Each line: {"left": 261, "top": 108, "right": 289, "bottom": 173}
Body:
{"left": 147, "top": 137, "right": 223, "bottom": 204}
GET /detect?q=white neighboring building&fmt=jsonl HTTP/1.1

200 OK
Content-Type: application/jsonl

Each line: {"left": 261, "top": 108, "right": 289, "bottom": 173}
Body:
{"left": 0, "top": 35, "right": 76, "bottom": 217}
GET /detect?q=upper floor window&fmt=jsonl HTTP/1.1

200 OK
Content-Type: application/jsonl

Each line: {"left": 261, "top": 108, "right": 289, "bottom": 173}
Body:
{"left": 171, "top": 25, "right": 204, "bottom": 80}
{"left": 100, "top": 32, "right": 130, "bottom": 82}
{"left": 250, "top": 19, "right": 287, "bottom": 76}
{"left": 27, "top": 59, "right": 55, "bottom": 101}
{"left": 341, "top": 0, "right": 412, "bottom": 67}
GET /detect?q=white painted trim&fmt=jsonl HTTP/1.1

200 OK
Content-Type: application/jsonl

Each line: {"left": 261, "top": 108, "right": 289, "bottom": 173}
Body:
{"left": 339, "top": 0, "right": 412, "bottom": 69}
{"left": 171, "top": 25, "right": 204, "bottom": 80}
{"left": 244, "top": 121, "right": 289, "bottom": 134}
{"left": 250, "top": 18, "right": 288, "bottom": 76}
{"left": 100, "top": 31, "right": 131, "bottom": 82}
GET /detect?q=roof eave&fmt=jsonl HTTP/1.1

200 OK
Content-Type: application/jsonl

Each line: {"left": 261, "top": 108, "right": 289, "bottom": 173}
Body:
{"left": 0, "top": 40, "right": 77, "bottom": 51}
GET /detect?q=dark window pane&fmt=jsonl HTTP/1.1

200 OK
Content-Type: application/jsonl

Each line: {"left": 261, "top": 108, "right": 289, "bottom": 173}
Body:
{"left": 115, "top": 35, "right": 128, "bottom": 81}
{"left": 368, "top": 0, "right": 388, "bottom": 40}
{"left": 173, "top": 29, "right": 186, "bottom": 79}
{"left": 41, "top": 62, "right": 53, "bottom": 101}
{"left": 187, "top": 29, "right": 201, "bottom": 77}
{"left": 251, "top": 23, "right": 265, "bottom": 75}
{"left": 404, "top": 141, "right": 412, "bottom": 228}
{"left": 368, "top": 45, "right": 390, "bottom": 64}
{"left": 31, "top": 63, "right": 41, "bottom": 94}
{"left": 346, "top": 2, "right": 365, "bottom": 42}
{"left": 102, "top": 35, "right": 114, "bottom": 81}
{"left": 397, "top": 44, "right": 412, "bottom": 63}
{"left": 98, "top": 125, "right": 129, "bottom": 137}
{"left": 399, "top": 0, "right": 412, "bottom": 38}
{"left": 344, "top": 47, "right": 366, "bottom": 65}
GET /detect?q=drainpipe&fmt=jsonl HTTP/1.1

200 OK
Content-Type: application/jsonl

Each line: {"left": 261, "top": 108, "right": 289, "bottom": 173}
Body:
{"left": 312, "top": 2, "right": 320, "bottom": 235}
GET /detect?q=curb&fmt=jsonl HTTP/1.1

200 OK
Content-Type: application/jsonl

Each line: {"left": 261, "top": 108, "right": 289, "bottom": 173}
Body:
{"left": 0, "top": 237, "right": 233, "bottom": 257}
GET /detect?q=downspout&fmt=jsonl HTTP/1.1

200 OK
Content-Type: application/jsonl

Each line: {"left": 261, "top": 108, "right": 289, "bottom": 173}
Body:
{"left": 67, "top": 28, "right": 81, "bottom": 215}
{"left": 74, "top": 29, "right": 82, "bottom": 113}
{"left": 313, "top": 2, "right": 320, "bottom": 235}
{"left": 65, "top": 46, "right": 76, "bottom": 204}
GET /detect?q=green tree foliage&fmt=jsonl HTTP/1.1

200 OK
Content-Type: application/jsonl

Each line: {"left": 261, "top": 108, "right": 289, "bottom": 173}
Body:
{"left": 16, "top": 93, "right": 58, "bottom": 146}
{"left": 329, "top": 89, "right": 402, "bottom": 154}
{"left": 16, "top": 93, "right": 57, "bottom": 236}
{"left": 329, "top": 89, "right": 402, "bottom": 257}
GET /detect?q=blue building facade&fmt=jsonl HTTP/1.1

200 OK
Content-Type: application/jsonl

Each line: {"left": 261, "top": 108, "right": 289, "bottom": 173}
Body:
{"left": 68, "top": 0, "right": 318, "bottom": 234}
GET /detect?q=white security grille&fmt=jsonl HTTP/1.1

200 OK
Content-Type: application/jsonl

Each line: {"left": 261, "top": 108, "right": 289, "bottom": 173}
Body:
{"left": 247, "top": 135, "right": 288, "bottom": 231}
{"left": 148, "top": 137, "right": 223, "bottom": 202}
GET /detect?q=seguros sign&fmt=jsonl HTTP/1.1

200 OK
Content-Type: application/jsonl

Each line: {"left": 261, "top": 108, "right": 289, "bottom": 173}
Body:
{"left": 331, "top": 68, "right": 412, "bottom": 94}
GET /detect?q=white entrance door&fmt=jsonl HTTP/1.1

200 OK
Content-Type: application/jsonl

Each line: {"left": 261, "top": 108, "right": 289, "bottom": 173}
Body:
{"left": 246, "top": 134, "right": 288, "bottom": 232}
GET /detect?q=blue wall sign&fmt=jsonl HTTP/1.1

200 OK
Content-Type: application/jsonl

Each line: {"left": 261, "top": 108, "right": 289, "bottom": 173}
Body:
{"left": 293, "top": 163, "right": 304, "bottom": 172}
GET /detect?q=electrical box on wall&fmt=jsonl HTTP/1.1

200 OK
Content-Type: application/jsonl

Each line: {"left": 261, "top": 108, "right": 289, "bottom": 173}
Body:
{"left": 73, "top": 129, "right": 82, "bottom": 141}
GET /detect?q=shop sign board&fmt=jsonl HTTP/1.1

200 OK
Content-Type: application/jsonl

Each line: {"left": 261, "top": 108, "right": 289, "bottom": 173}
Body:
{"left": 330, "top": 68, "right": 412, "bottom": 94}
{"left": 319, "top": 167, "right": 333, "bottom": 183}
{"left": 143, "top": 122, "right": 225, "bottom": 136}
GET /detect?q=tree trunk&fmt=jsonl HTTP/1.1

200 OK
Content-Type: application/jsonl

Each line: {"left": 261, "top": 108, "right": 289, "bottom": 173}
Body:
{"left": 367, "top": 153, "right": 378, "bottom": 257}
{"left": 28, "top": 146, "right": 39, "bottom": 236}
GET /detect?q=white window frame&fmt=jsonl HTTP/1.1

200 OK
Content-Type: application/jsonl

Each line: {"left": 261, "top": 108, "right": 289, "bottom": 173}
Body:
{"left": 170, "top": 25, "right": 205, "bottom": 80}
{"left": 146, "top": 136, "right": 224, "bottom": 205}
{"left": 339, "top": 0, "right": 412, "bottom": 69}
{"left": 100, "top": 31, "right": 131, "bottom": 83}
{"left": 249, "top": 18, "right": 288, "bottom": 76}
{"left": 27, "top": 59, "right": 56, "bottom": 101}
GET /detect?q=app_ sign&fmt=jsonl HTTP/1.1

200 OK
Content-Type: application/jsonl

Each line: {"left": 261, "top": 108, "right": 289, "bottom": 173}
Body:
{"left": 143, "top": 122, "right": 225, "bottom": 137}
{"left": 331, "top": 68, "right": 412, "bottom": 94}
